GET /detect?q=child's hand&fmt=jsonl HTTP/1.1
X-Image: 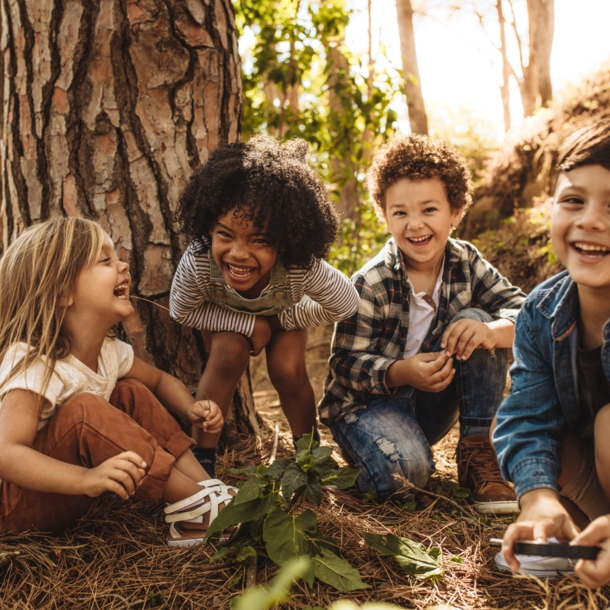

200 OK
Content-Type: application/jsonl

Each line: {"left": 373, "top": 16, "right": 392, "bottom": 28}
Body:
{"left": 81, "top": 451, "right": 147, "bottom": 500}
{"left": 441, "top": 319, "right": 496, "bottom": 360}
{"left": 573, "top": 515, "right": 610, "bottom": 588}
{"left": 501, "top": 488, "right": 580, "bottom": 573}
{"left": 403, "top": 351, "right": 455, "bottom": 392}
{"left": 250, "top": 316, "right": 273, "bottom": 356}
{"left": 187, "top": 398, "right": 224, "bottom": 434}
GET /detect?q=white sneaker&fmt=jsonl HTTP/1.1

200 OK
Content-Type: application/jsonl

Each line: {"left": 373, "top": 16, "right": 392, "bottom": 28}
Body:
{"left": 494, "top": 538, "right": 575, "bottom": 578}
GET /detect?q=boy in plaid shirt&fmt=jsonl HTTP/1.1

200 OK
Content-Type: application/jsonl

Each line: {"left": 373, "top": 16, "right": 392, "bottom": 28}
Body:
{"left": 319, "top": 135, "right": 526, "bottom": 513}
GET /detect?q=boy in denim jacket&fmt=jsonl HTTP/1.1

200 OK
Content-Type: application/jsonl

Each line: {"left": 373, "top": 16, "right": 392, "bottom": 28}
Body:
{"left": 494, "top": 121, "right": 610, "bottom": 588}
{"left": 320, "top": 135, "right": 526, "bottom": 513}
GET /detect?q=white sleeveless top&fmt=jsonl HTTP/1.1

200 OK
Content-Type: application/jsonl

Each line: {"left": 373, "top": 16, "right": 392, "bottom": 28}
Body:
{"left": 0, "top": 337, "right": 134, "bottom": 431}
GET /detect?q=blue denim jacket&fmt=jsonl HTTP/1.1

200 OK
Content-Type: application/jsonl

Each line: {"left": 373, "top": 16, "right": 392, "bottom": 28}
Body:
{"left": 493, "top": 270, "right": 610, "bottom": 499}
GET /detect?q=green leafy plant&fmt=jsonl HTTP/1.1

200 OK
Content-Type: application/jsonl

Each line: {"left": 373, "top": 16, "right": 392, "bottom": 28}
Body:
{"left": 362, "top": 532, "right": 443, "bottom": 579}
{"left": 207, "top": 433, "right": 369, "bottom": 592}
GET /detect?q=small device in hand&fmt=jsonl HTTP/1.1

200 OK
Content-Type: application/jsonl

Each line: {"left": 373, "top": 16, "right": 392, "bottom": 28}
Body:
{"left": 489, "top": 538, "right": 601, "bottom": 560}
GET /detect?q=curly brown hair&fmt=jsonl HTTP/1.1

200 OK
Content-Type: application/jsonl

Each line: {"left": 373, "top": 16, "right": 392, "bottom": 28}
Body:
{"left": 366, "top": 135, "right": 473, "bottom": 217}
{"left": 176, "top": 135, "right": 338, "bottom": 269}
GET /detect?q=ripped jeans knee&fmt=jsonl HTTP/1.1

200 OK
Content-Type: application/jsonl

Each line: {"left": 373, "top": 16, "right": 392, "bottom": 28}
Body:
{"left": 330, "top": 397, "right": 435, "bottom": 502}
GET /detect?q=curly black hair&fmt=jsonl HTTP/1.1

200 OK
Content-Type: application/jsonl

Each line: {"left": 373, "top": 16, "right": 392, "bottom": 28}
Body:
{"left": 366, "top": 135, "right": 473, "bottom": 216}
{"left": 176, "top": 135, "right": 339, "bottom": 268}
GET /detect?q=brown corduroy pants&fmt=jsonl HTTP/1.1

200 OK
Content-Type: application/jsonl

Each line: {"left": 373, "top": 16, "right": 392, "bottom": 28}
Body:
{"left": 0, "top": 378, "right": 195, "bottom": 535}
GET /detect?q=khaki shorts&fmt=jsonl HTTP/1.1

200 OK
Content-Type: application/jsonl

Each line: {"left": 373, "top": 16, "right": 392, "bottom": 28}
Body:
{"left": 560, "top": 441, "right": 610, "bottom": 519}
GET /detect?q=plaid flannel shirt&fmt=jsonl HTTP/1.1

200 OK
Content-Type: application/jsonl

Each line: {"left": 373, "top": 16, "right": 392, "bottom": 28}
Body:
{"left": 318, "top": 237, "right": 527, "bottom": 425}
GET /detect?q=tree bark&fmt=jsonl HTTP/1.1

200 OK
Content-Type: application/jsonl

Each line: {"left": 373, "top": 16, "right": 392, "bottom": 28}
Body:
{"left": 0, "top": 0, "right": 259, "bottom": 437}
{"left": 395, "top": 0, "right": 428, "bottom": 135}
{"left": 327, "top": 42, "right": 360, "bottom": 222}
{"left": 534, "top": 0, "right": 554, "bottom": 107}
{"left": 496, "top": 0, "right": 511, "bottom": 132}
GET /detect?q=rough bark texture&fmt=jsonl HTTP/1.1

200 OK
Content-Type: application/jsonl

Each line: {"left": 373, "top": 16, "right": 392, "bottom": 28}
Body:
{"left": 0, "top": 0, "right": 257, "bottom": 436}
{"left": 395, "top": 0, "right": 428, "bottom": 135}
{"left": 496, "top": 0, "right": 511, "bottom": 132}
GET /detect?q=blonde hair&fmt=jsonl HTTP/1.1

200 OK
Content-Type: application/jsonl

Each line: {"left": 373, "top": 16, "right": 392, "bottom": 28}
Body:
{"left": 0, "top": 217, "right": 105, "bottom": 397}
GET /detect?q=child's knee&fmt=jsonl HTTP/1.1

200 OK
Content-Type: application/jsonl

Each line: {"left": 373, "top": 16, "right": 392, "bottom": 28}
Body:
{"left": 208, "top": 332, "right": 251, "bottom": 370}
{"left": 267, "top": 355, "right": 308, "bottom": 390}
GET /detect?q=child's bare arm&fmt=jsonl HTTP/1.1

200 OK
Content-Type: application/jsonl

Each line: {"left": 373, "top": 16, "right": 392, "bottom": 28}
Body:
{"left": 441, "top": 318, "right": 515, "bottom": 360}
{"left": 123, "top": 357, "right": 224, "bottom": 433}
{"left": 0, "top": 390, "right": 146, "bottom": 498}
{"left": 386, "top": 351, "right": 455, "bottom": 392}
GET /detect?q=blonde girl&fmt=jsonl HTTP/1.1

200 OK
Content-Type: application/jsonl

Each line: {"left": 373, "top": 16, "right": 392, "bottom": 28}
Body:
{"left": 0, "top": 218, "right": 234, "bottom": 546}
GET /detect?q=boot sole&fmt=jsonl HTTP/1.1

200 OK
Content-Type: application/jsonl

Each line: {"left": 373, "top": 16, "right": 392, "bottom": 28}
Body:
{"left": 469, "top": 499, "right": 520, "bottom": 515}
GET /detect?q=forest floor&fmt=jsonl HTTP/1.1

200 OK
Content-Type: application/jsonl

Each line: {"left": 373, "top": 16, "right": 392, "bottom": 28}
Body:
{"left": 1, "top": 325, "right": 610, "bottom": 609}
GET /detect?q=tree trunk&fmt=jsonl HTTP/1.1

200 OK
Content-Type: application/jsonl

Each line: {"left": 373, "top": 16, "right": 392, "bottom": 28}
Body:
{"left": 327, "top": 42, "right": 360, "bottom": 222}
{"left": 395, "top": 0, "right": 428, "bottom": 135}
{"left": 0, "top": 0, "right": 259, "bottom": 438}
{"left": 496, "top": 0, "right": 511, "bottom": 132}
{"left": 534, "top": 0, "right": 554, "bottom": 107}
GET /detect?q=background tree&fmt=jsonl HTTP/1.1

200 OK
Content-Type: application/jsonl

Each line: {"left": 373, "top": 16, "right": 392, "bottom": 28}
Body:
{"left": 395, "top": 0, "right": 429, "bottom": 134}
{"left": 0, "top": 0, "right": 259, "bottom": 437}
{"left": 454, "top": 0, "right": 555, "bottom": 127}
{"left": 237, "top": 0, "right": 401, "bottom": 275}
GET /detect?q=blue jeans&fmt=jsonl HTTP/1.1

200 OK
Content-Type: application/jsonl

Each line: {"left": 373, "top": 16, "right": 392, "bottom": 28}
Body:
{"left": 329, "top": 309, "right": 508, "bottom": 501}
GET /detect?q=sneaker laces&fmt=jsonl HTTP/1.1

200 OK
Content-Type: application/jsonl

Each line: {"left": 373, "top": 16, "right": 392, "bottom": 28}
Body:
{"left": 460, "top": 441, "right": 506, "bottom": 486}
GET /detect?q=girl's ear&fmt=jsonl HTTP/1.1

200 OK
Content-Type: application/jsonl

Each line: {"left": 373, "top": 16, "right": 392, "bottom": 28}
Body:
{"left": 58, "top": 294, "right": 74, "bottom": 308}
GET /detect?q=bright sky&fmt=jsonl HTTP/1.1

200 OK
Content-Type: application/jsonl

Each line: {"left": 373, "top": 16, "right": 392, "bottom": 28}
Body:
{"left": 346, "top": 0, "right": 610, "bottom": 140}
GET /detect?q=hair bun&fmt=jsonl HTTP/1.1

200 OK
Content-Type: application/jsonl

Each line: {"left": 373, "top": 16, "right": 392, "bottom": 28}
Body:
{"left": 281, "top": 138, "right": 308, "bottom": 163}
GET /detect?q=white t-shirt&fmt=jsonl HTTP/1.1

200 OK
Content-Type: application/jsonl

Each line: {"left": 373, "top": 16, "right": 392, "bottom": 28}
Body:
{"left": 0, "top": 337, "right": 134, "bottom": 431}
{"left": 403, "top": 267, "right": 444, "bottom": 359}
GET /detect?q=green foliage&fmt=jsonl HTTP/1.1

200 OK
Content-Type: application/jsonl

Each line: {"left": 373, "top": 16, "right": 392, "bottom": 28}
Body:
{"left": 230, "top": 557, "right": 405, "bottom": 610}
{"left": 208, "top": 433, "right": 367, "bottom": 592}
{"left": 362, "top": 532, "right": 443, "bottom": 578}
{"left": 234, "top": 0, "right": 400, "bottom": 275}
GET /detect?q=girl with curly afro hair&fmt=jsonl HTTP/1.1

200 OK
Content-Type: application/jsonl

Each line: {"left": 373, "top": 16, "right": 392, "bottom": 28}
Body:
{"left": 170, "top": 135, "right": 359, "bottom": 474}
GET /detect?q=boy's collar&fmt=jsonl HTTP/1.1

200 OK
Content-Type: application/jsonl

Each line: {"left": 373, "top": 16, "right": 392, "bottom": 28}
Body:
{"left": 537, "top": 273, "right": 579, "bottom": 340}
{"left": 385, "top": 237, "right": 463, "bottom": 273}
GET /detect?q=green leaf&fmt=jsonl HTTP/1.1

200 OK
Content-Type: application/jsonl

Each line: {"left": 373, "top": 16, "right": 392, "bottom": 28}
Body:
{"left": 312, "top": 445, "right": 334, "bottom": 461}
{"left": 263, "top": 507, "right": 318, "bottom": 565}
{"left": 362, "top": 532, "right": 443, "bottom": 578}
{"left": 230, "top": 556, "right": 312, "bottom": 610}
{"left": 308, "top": 532, "right": 340, "bottom": 556}
{"left": 399, "top": 500, "right": 417, "bottom": 513}
{"left": 448, "top": 556, "right": 464, "bottom": 564}
{"left": 233, "top": 477, "right": 266, "bottom": 505}
{"left": 324, "top": 467, "right": 360, "bottom": 490}
{"left": 281, "top": 462, "right": 308, "bottom": 505}
{"left": 303, "top": 471, "right": 323, "bottom": 506}
{"left": 207, "top": 493, "right": 275, "bottom": 537}
{"left": 235, "top": 545, "right": 257, "bottom": 563}
{"left": 266, "top": 458, "right": 291, "bottom": 480}
{"left": 452, "top": 485, "right": 471, "bottom": 500}
{"left": 313, "top": 547, "right": 370, "bottom": 592}
{"left": 209, "top": 545, "right": 234, "bottom": 563}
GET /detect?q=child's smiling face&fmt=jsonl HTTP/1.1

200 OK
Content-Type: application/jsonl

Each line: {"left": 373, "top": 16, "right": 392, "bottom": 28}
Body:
{"left": 384, "top": 177, "right": 463, "bottom": 273}
{"left": 69, "top": 232, "right": 133, "bottom": 324}
{"left": 551, "top": 164, "right": 610, "bottom": 290}
{"left": 211, "top": 209, "right": 277, "bottom": 298}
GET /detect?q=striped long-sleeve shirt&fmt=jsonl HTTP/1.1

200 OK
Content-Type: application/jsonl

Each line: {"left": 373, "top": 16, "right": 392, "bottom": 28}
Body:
{"left": 318, "top": 237, "right": 527, "bottom": 425}
{"left": 170, "top": 242, "right": 360, "bottom": 337}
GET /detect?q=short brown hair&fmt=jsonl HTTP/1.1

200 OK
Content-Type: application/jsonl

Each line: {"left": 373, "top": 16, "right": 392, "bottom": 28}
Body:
{"left": 556, "top": 120, "right": 610, "bottom": 177}
{"left": 366, "top": 135, "right": 473, "bottom": 217}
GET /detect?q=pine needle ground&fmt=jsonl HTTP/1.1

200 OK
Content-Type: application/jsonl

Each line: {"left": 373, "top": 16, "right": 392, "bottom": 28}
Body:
{"left": 0, "top": 424, "right": 608, "bottom": 609}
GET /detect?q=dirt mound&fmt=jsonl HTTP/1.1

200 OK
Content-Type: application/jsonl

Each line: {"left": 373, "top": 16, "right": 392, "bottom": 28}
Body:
{"left": 462, "top": 62, "right": 610, "bottom": 243}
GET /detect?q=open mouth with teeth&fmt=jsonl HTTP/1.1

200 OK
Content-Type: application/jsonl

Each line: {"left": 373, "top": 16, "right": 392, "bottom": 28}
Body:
{"left": 114, "top": 282, "right": 130, "bottom": 299}
{"left": 572, "top": 242, "right": 610, "bottom": 258}
{"left": 226, "top": 263, "right": 256, "bottom": 279}
{"left": 407, "top": 235, "right": 433, "bottom": 246}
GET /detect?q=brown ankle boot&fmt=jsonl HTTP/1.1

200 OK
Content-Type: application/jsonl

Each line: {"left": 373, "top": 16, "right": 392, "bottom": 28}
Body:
{"left": 457, "top": 436, "right": 519, "bottom": 515}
